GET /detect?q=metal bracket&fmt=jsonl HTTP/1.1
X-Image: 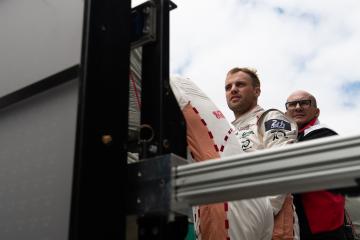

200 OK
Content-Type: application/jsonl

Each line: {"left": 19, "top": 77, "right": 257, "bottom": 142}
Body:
{"left": 131, "top": 1, "right": 177, "bottom": 49}
{"left": 126, "top": 154, "right": 190, "bottom": 240}
{"left": 131, "top": 1, "right": 157, "bottom": 48}
{"left": 126, "top": 153, "right": 189, "bottom": 216}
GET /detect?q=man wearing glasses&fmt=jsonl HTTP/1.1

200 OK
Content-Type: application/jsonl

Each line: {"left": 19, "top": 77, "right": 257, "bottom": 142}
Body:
{"left": 285, "top": 90, "right": 347, "bottom": 240}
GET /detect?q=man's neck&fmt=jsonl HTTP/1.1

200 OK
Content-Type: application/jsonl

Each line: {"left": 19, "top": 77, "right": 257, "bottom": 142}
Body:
{"left": 298, "top": 117, "right": 318, "bottom": 133}
{"left": 234, "top": 104, "right": 259, "bottom": 120}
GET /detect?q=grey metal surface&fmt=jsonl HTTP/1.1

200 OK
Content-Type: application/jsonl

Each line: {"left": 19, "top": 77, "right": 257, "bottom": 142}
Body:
{"left": 0, "top": 0, "right": 83, "bottom": 97}
{"left": 174, "top": 134, "right": 360, "bottom": 206}
{"left": 0, "top": 80, "right": 78, "bottom": 239}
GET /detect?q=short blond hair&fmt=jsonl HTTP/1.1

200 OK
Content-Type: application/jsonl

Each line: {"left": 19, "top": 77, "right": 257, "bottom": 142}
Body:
{"left": 227, "top": 67, "right": 260, "bottom": 87}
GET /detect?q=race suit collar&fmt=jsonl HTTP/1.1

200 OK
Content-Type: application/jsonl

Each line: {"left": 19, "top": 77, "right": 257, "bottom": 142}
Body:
{"left": 232, "top": 105, "right": 264, "bottom": 126}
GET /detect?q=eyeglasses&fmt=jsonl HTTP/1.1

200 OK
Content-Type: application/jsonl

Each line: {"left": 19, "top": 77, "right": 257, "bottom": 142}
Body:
{"left": 285, "top": 99, "right": 312, "bottom": 110}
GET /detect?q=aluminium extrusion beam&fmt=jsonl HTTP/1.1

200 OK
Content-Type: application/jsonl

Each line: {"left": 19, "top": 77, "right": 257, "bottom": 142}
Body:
{"left": 174, "top": 134, "right": 360, "bottom": 207}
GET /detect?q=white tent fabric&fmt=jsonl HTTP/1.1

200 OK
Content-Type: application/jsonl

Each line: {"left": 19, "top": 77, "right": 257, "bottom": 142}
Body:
{"left": 129, "top": 47, "right": 142, "bottom": 135}
{"left": 127, "top": 47, "right": 142, "bottom": 163}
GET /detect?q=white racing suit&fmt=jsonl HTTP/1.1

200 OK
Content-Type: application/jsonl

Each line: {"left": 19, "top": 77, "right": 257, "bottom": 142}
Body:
{"left": 169, "top": 76, "right": 298, "bottom": 240}
{"left": 232, "top": 105, "right": 299, "bottom": 240}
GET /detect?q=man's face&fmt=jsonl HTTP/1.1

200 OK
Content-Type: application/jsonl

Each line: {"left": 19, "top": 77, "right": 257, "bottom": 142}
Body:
{"left": 225, "top": 71, "right": 260, "bottom": 118}
{"left": 285, "top": 92, "right": 319, "bottom": 129}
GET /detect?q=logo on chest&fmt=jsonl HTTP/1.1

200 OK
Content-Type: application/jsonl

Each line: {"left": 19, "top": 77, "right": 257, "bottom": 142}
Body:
{"left": 241, "top": 130, "right": 255, "bottom": 138}
{"left": 236, "top": 130, "right": 255, "bottom": 151}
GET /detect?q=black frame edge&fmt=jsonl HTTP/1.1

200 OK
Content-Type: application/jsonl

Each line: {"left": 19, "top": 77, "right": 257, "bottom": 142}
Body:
{"left": 0, "top": 65, "right": 79, "bottom": 110}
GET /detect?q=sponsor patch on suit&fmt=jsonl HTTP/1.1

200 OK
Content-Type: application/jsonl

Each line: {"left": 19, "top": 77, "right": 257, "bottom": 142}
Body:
{"left": 265, "top": 119, "right": 291, "bottom": 131}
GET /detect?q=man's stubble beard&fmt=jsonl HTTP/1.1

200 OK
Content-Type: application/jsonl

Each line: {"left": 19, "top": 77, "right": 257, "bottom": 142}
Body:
{"left": 229, "top": 103, "right": 249, "bottom": 118}
{"left": 228, "top": 98, "right": 257, "bottom": 119}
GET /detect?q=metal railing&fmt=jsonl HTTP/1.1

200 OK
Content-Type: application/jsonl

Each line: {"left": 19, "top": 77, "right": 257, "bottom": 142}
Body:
{"left": 174, "top": 134, "right": 360, "bottom": 207}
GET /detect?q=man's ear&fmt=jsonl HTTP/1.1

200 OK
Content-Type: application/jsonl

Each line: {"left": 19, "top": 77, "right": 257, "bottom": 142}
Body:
{"left": 315, "top": 108, "right": 320, "bottom": 118}
{"left": 255, "top": 87, "right": 261, "bottom": 97}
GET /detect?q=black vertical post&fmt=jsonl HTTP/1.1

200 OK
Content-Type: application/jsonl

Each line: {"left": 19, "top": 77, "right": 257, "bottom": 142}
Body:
{"left": 138, "top": 0, "right": 188, "bottom": 239}
{"left": 69, "top": 0, "right": 131, "bottom": 239}
{"left": 140, "top": 0, "right": 186, "bottom": 159}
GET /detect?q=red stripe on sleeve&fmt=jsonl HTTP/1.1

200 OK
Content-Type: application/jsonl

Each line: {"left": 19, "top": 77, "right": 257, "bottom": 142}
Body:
{"left": 224, "top": 202, "right": 228, "bottom": 211}
{"left": 225, "top": 219, "right": 229, "bottom": 229}
{"left": 201, "top": 119, "right": 207, "bottom": 126}
{"left": 208, "top": 131, "right": 214, "bottom": 139}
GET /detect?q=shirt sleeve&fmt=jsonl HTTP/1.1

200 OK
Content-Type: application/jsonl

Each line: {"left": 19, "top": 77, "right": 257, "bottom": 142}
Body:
{"left": 269, "top": 194, "right": 287, "bottom": 215}
{"left": 257, "top": 109, "right": 298, "bottom": 149}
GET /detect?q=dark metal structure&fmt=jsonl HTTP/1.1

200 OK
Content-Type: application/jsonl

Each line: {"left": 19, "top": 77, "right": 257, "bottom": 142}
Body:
{"left": 129, "top": 0, "right": 188, "bottom": 239}
{"left": 69, "top": 0, "right": 131, "bottom": 239}
{"left": 70, "top": 0, "right": 187, "bottom": 239}
{"left": 0, "top": 0, "right": 187, "bottom": 239}
{"left": 140, "top": 0, "right": 186, "bottom": 159}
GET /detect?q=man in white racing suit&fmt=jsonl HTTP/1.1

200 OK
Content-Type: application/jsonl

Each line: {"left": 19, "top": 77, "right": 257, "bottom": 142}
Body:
{"left": 226, "top": 67, "right": 299, "bottom": 240}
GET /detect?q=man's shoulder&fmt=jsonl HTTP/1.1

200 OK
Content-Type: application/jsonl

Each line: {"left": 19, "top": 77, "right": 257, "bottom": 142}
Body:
{"left": 257, "top": 109, "right": 298, "bottom": 147}
{"left": 258, "top": 109, "right": 289, "bottom": 121}
{"left": 301, "top": 125, "right": 338, "bottom": 141}
{"left": 257, "top": 109, "right": 295, "bottom": 132}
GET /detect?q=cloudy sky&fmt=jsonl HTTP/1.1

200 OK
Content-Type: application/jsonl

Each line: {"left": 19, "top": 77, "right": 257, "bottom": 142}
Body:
{"left": 3, "top": 0, "right": 358, "bottom": 137}
{"left": 169, "top": 0, "right": 360, "bottom": 136}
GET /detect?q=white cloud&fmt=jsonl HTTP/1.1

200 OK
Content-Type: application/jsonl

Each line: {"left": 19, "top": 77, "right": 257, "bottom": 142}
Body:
{"left": 170, "top": 0, "right": 360, "bottom": 136}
